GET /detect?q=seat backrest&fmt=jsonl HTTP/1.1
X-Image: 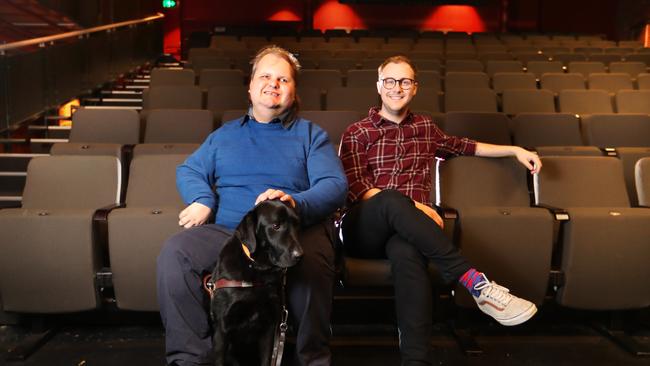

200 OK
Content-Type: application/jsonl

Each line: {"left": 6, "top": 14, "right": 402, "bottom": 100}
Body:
{"left": 317, "top": 58, "right": 358, "bottom": 72}
{"left": 187, "top": 47, "right": 222, "bottom": 64}
{"left": 22, "top": 155, "right": 120, "bottom": 209}
{"left": 417, "top": 71, "right": 442, "bottom": 91}
{"left": 300, "top": 69, "right": 343, "bottom": 89}
{"left": 513, "top": 52, "right": 550, "bottom": 65}
{"left": 191, "top": 56, "right": 232, "bottom": 74}
{"left": 540, "top": 73, "right": 586, "bottom": 94}
{"left": 536, "top": 156, "right": 630, "bottom": 207}
{"left": 444, "top": 59, "right": 484, "bottom": 73}
{"left": 299, "top": 110, "right": 363, "bottom": 145}
{"left": 298, "top": 87, "right": 323, "bottom": 110}
{"left": 125, "top": 154, "right": 187, "bottom": 207}
{"left": 410, "top": 59, "right": 441, "bottom": 73}
{"left": 512, "top": 113, "right": 583, "bottom": 147}
{"left": 485, "top": 60, "right": 524, "bottom": 77}
{"left": 502, "top": 89, "right": 556, "bottom": 114}
{"left": 220, "top": 109, "right": 247, "bottom": 124}
{"left": 326, "top": 87, "right": 379, "bottom": 112}
{"left": 444, "top": 88, "right": 498, "bottom": 113}
{"left": 608, "top": 62, "right": 647, "bottom": 78}
{"left": 199, "top": 69, "right": 245, "bottom": 89}
{"left": 491, "top": 72, "right": 537, "bottom": 93}
{"left": 568, "top": 61, "right": 606, "bottom": 78}
{"left": 145, "top": 109, "right": 214, "bottom": 144}
{"left": 409, "top": 87, "right": 441, "bottom": 113}
{"left": 440, "top": 156, "right": 531, "bottom": 208}
{"left": 635, "top": 157, "right": 650, "bottom": 206}
{"left": 551, "top": 53, "right": 586, "bottom": 66}
{"left": 587, "top": 73, "right": 633, "bottom": 93}
{"left": 558, "top": 89, "right": 613, "bottom": 114}
{"left": 581, "top": 113, "right": 650, "bottom": 147}
{"left": 346, "top": 69, "right": 378, "bottom": 87}
{"left": 132, "top": 143, "right": 199, "bottom": 157}
{"left": 146, "top": 86, "right": 203, "bottom": 110}
{"left": 149, "top": 68, "right": 196, "bottom": 87}
{"left": 636, "top": 73, "right": 650, "bottom": 90}
{"left": 69, "top": 108, "right": 140, "bottom": 144}
{"left": 206, "top": 86, "right": 249, "bottom": 116}
{"left": 444, "top": 71, "right": 489, "bottom": 90}
{"left": 625, "top": 54, "right": 650, "bottom": 65}
{"left": 615, "top": 147, "right": 650, "bottom": 207}
{"left": 444, "top": 112, "right": 511, "bottom": 145}
{"left": 616, "top": 90, "right": 650, "bottom": 114}
{"left": 588, "top": 53, "right": 622, "bottom": 65}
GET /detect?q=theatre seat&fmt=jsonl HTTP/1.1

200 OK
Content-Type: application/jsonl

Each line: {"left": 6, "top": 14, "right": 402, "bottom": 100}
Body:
{"left": 535, "top": 156, "right": 650, "bottom": 309}
{"left": 439, "top": 156, "right": 554, "bottom": 307}
{"left": 0, "top": 156, "right": 121, "bottom": 312}
{"left": 50, "top": 108, "right": 140, "bottom": 162}
{"left": 108, "top": 154, "right": 188, "bottom": 311}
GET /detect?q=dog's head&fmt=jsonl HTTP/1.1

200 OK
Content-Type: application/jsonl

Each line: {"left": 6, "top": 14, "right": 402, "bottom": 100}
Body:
{"left": 235, "top": 199, "right": 303, "bottom": 270}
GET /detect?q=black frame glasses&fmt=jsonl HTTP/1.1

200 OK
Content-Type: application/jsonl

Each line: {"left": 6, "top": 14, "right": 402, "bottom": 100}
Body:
{"left": 379, "top": 77, "right": 417, "bottom": 90}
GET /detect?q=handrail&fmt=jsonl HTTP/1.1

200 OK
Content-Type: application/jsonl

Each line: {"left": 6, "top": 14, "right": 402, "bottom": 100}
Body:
{"left": 0, "top": 13, "right": 164, "bottom": 53}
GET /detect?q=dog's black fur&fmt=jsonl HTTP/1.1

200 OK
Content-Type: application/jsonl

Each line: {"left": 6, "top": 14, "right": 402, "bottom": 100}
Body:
{"left": 210, "top": 199, "right": 303, "bottom": 366}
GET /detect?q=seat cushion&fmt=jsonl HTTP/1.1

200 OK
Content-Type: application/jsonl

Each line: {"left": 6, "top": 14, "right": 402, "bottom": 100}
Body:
{"left": 557, "top": 207, "right": 650, "bottom": 309}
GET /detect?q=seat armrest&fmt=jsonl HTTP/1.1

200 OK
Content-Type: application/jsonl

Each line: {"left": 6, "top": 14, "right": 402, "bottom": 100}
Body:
{"left": 435, "top": 205, "right": 458, "bottom": 242}
{"left": 534, "top": 204, "right": 570, "bottom": 221}
{"left": 93, "top": 204, "right": 126, "bottom": 268}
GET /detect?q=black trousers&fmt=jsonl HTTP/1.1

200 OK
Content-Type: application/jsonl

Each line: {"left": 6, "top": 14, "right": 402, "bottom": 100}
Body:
{"left": 157, "top": 223, "right": 336, "bottom": 366}
{"left": 341, "top": 190, "right": 471, "bottom": 366}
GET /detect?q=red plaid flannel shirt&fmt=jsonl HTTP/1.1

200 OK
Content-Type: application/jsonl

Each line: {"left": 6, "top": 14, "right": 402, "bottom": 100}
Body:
{"left": 340, "top": 107, "right": 477, "bottom": 205}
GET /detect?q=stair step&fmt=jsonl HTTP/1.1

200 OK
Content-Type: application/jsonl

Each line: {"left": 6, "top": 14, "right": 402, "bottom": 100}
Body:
{"left": 82, "top": 105, "right": 142, "bottom": 110}
{"left": 30, "top": 138, "right": 69, "bottom": 143}
{"left": 0, "top": 172, "right": 27, "bottom": 177}
{"left": 101, "top": 90, "right": 142, "bottom": 95}
{"left": 28, "top": 125, "right": 71, "bottom": 130}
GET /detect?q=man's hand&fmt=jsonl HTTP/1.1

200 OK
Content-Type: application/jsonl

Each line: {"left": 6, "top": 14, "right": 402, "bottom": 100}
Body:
{"left": 178, "top": 202, "right": 212, "bottom": 228}
{"left": 414, "top": 201, "right": 444, "bottom": 229}
{"left": 513, "top": 146, "right": 542, "bottom": 174}
{"left": 255, "top": 189, "right": 296, "bottom": 208}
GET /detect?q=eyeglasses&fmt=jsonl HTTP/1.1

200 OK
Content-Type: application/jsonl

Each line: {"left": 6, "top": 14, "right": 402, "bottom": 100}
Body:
{"left": 379, "top": 78, "right": 417, "bottom": 90}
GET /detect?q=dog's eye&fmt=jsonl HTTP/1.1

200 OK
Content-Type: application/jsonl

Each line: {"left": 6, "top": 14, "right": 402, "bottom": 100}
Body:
{"left": 272, "top": 223, "right": 281, "bottom": 231}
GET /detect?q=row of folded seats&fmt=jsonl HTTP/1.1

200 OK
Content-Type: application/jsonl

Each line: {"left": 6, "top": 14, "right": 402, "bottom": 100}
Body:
{"left": 152, "top": 63, "right": 650, "bottom": 87}
{"left": 188, "top": 47, "right": 650, "bottom": 75}
{"left": 1, "top": 153, "right": 649, "bottom": 313}
{"left": 145, "top": 83, "right": 650, "bottom": 116}
{"left": 53, "top": 107, "right": 650, "bottom": 204}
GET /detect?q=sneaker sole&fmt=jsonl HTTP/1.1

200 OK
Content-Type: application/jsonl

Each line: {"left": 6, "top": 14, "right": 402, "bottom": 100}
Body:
{"left": 494, "top": 303, "right": 537, "bottom": 326}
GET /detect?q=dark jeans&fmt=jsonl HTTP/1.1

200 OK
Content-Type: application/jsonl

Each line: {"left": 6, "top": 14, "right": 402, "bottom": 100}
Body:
{"left": 341, "top": 190, "right": 471, "bottom": 366}
{"left": 157, "top": 223, "right": 336, "bottom": 366}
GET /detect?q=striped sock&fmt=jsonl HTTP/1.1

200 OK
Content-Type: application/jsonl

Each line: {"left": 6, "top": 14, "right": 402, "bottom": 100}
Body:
{"left": 459, "top": 268, "right": 486, "bottom": 297}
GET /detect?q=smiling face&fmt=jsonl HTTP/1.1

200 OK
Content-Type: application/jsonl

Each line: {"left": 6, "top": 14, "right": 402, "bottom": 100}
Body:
{"left": 248, "top": 53, "right": 297, "bottom": 122}
{"left": 377, "top": 61, "right": 418, "bottom": 122}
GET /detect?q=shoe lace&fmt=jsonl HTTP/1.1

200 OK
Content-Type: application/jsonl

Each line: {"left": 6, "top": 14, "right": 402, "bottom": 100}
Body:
{"left": 473, "top": 275, "right": 513, "bottom": 306}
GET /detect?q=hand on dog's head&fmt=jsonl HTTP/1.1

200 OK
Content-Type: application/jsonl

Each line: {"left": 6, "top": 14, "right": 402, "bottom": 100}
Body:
{"left": 235, "top": 199, "right": 303, "bottom": 270}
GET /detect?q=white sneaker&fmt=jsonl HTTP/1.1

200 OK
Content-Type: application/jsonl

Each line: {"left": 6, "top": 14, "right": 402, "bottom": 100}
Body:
{"left": 473, "top": 276, "right": 537, "bottom": 326}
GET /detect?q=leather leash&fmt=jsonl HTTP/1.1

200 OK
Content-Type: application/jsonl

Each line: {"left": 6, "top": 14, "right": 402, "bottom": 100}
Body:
{"left": 270, "top": 269, "right": 288, "bottom": 366}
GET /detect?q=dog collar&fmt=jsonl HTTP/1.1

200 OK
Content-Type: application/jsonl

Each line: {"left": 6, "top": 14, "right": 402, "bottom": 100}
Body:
{"left": 214, "top": 278, "right": 257, "bottom": 289}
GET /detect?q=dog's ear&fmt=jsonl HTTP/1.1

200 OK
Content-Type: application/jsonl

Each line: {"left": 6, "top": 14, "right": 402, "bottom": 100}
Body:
{"left": 236, "top": 209, "right": 257, "bottom": 254}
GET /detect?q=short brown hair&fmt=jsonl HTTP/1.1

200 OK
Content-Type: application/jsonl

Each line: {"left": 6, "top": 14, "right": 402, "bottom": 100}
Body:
{"left": 250, "top": 45, "right": 302, "bottom": 81}
{"left": 378, "top": 55, "right": 418, "bottom": 80}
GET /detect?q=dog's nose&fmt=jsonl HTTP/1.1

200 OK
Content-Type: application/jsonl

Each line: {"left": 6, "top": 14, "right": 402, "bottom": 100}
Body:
{"left": 292, "top": 248, "right": 303, "bottom": 260}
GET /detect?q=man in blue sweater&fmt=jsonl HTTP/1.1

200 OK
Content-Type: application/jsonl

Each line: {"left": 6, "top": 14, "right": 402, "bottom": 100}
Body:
{"left": 157, "top": 46, "right": 348, "bottom": 366}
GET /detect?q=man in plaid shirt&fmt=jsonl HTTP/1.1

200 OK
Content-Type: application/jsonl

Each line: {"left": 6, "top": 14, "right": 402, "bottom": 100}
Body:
{"left": 339, "top": 55, "right": 542, "bottom": 366}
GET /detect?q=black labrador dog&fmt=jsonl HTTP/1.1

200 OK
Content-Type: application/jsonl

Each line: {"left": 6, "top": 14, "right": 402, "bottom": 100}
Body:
{"left": 209, "top": 199, "right": 303, "bottom": 366}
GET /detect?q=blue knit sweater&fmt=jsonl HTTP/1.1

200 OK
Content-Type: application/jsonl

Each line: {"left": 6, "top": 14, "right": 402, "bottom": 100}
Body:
{"left": 176, "top": 115, "right": 348, "bottom": 229}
